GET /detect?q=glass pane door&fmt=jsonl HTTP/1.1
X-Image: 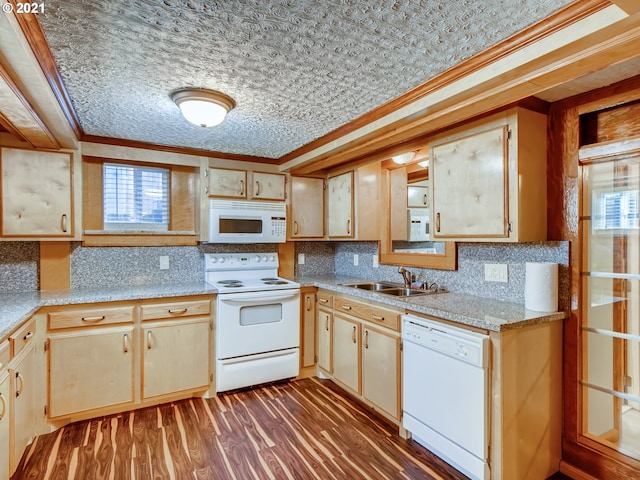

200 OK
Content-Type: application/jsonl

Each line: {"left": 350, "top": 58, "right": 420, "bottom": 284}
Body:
{"left": 581, "top": 155, "right": 640, "bottom": 458}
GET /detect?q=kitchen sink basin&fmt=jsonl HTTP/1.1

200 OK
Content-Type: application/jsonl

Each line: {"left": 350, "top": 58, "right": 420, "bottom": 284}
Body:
{"left": 341, "top": 282, "right": 443, "bottom": 297}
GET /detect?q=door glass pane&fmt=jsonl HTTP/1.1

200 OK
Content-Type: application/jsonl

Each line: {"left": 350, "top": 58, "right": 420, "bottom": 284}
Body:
{"left": 582, "top": 155, "right": 640, "bottom": 459}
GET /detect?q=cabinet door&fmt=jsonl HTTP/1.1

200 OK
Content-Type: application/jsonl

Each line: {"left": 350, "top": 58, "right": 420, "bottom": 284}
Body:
{"left": 408, "top": 185, "right": 429, "bottom": 208}
{"left": 1, "top": 148, "right": 72, "bottom": 236}
{"left": 327, "top": 171, "right": 354, "bottom": 238}
{"left": 10, "top": 343, "right": 37, "bottom": 470}
{"left": 290, "top": 176, "right": 324, "bottom": 238}
{"left": 332, "top": 315, "right": 360, "bottom": 393}
{"left": 0, "top": 372, "right": 9, "bottom": 480}
{"left": 142, "top": 319, "right": 210, "bottom": 399}
{"left": 362, "top": 326, "right": 400, "bottom": 419}
{"left": 431, "top": 126, "right": 508, "bottom": 238}
{"left": 49, "top": 326, "right": 135, "bottom": 417}
{"left": 208, "top": 167, "right": 247, "bottom": 198}
{"left": 300, "top": 291, "right": 316, "bottom": 368}
{"left": 317, "top": 309, "right": 332, "bottom": 373}
{"left": 252, "top": 172, "right": 286, "bottom": 200}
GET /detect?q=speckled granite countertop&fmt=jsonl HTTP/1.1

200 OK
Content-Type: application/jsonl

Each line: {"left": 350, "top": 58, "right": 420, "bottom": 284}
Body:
{"left": 296, "top": 275, "right": 567, "bottom": 332}
{"left": 0, "top": 282, "right": 217, "bottom": 340}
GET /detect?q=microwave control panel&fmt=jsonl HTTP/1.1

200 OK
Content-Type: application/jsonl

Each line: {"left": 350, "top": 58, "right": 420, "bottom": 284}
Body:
{"left": 271, "top": 216, "right": 286, "bottom": 236}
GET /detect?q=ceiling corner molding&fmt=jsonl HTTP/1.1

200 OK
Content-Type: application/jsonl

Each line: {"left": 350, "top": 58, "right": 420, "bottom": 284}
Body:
{"left": 0, "top": 60, "right": 60, "bottom": 149}
{"left": 278, "top": 0, "right": 613, "bottom": 168}
{"left": 9, "top": 0, "right": 84, "bottom": 139}
{"left": 81, "top": 134, "right": 276, "bottom": 164}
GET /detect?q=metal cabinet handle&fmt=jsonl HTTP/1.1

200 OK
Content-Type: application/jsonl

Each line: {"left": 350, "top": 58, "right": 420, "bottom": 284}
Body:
{"left": 168, "top": 308, "right": 188, "bottom": 315}
{"left": 319, "top": 298, "right": 328, "bottom": 304}
{"left": 147, "top": 330, "right": 152, "bottom": 350}
{"left": 0, "top": 392, "right": 5, "bottom": 420}
{"left": 436, "top": 212, "right": 441, "bottom": 233}
{"left": 293, "top": 221, "right": 299, "bottom": 235}
{"left": 123, "top": 333, "right": 129, "bottom": 353}
{"left": 341, "top": 304, "right": 352, "bottom": 311}
{"left": 61, "top": 213, "right": 68, "bottom": 233}
{"left": 239, "top": 179, "right": 245, "bottom": 196}
{"left": 82, "top": 316, "right": 105, "bottom": 323}
{"left": 371, "top": 314, "right": 384, "bottom": 322}
{"left": 364, "top": 330, "right": 369, "bottom": 349}
{"left": 205, "top": 186, "right": 209, "bottom": 195}
{"left": 351, "top": 325, "right": 357, "bottom": 343}
{"left": 347, "top": 219, "right": 351, "bottom": 235}
{"left": 423, "top": 194, "right": 428, "bottom": 206}
{"left": 255, "top": 181, "right": 261, "bottom": 196}
{"left": 22, "top": 331, "right": 34, "bottom": 342}
{"left": 325, "top": 317, "right": 329, "bottom": 331}
{"left": 15, "top": 372, "right": 24, "bottom": 398}
{"left": 306, "top": 296, "right": 311, "bottom": 311}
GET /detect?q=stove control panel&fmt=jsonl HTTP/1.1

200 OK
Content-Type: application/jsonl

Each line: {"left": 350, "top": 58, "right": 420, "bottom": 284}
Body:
{"left": 205, "top": 252, "right": 278, "bottom": 270}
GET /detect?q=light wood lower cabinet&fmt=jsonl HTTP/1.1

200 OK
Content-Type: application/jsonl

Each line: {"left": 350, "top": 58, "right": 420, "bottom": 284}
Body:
{"left": 10, "top": 339, "right": 38, "bottom": 472}
{"left": 332, "top": 315, "right": 361, "bottom": 393}
{"left": 142, "top": 319, "right": 210, "bottom": 399}
{"left": 320, "top": 292, "right": 402, "bottom": 422}
{"left": 0, "top": 371, "right": 10, "bottom": 480}
{"left": 300, "top": 288, "right": 316, "bottom": 369}
{"left": 46, "top": 295, "right": 213, "bottom": 423}
{"left": 362, "top": 325, "right": 400, "bottom": 419}
{"left": 49, "top": 326, "right": 135, "bottom": 417}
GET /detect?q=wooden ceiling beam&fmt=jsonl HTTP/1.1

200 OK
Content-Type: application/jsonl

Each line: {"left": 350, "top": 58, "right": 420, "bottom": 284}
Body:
{"left": 289, "top": 11, "right": 640, "bottom": 175}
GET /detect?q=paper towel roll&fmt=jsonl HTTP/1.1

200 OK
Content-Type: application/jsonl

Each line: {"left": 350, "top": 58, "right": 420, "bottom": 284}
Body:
{"left": 525, "top": 262, "right": 558, "bottom": 312}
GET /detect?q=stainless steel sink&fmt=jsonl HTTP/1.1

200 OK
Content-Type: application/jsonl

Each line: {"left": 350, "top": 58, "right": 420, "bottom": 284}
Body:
{"left": 341, "top": 282, "right": 443, "bottom": 297}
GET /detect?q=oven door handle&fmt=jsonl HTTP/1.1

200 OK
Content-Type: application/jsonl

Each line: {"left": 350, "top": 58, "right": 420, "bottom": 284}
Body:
{"left": 219, "top": 290, "right": 300, "bottom": 305}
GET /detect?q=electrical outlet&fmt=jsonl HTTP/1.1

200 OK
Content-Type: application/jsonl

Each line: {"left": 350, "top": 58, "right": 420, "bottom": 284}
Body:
{"left": 484, "top": 263, "right": 508, "bottom": 282}
{"left": 297, "top": 253, "right": 305, "bottom": 265}
{"left": 372, "top": 255, "right": 379, "bottom": 268}
{"left": 353, "top": 254, "right": 359, "bottom": 266}
{"left": 159, "top": 256, "right": 170, "bottom": 270}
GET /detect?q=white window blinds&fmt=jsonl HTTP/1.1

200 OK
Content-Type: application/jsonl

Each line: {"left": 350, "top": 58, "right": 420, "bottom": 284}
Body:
{"left": 593, "top": 189, "right": 639, "bottom": 231}
{"left": 103, "top": 163, "right": 169, "bottom": 231}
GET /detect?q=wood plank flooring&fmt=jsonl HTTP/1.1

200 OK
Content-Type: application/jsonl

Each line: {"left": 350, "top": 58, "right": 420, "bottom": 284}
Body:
{"left": 12, "top": 377, "right": 468, "bottom": 480}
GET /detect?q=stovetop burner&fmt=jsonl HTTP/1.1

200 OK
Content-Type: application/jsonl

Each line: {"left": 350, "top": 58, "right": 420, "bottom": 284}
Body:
{"left": 261, "top": 277, "right": 279, "bottom": 281}
{"left": 263, "top": 280, "right": 289, "bottom": 285}
{"left": 217, "top": 280, "right": 243, "bottom": 285}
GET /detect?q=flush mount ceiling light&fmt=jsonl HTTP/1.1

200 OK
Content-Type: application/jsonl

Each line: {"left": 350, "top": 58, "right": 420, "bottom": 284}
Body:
{"left": 391, "top": 152, "right": 416, "bottom": 165}
{"left": 171, "top": 88, "right": 235, "bottom": 127}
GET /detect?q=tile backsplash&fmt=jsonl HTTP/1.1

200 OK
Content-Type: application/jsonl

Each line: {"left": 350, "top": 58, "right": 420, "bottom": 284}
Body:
{"left": 0, "top": 242, "right": 39, "bottom": 292}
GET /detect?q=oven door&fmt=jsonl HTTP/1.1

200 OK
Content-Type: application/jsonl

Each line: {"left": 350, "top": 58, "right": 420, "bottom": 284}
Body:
{"left": 216, "top": 289, "right": 300, "bottom": 359}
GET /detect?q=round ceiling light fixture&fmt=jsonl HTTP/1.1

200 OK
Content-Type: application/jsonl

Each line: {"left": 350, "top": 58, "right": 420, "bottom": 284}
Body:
{"left": 171, "top": 88, "right": 235, "bottom": 127}
{"left": 391, "top": 152, "right": 416, "bottom": 165}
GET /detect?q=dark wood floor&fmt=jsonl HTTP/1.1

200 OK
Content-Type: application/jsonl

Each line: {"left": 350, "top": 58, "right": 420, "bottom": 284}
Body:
{"left": 12, "top": 377, "right": 470, "bottom": 479}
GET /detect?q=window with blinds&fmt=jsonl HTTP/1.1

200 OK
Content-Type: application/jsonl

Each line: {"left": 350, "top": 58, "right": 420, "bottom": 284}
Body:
{"left": 593, "top": 189, "right": 640, "bottom": 231}
{"left": 103, "top": 163, "right": 169, "bottom": 231}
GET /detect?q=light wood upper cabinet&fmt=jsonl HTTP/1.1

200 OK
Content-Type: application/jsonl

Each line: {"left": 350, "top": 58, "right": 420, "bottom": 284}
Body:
{"left": 327, "top": 171, "right": 354, "bottom": 238}
{"left": 252, "top": 171, "right": 286, "bottom": 200}
{"left": 208, "top": 167, "right": 247, "bottom": 198}
{"left": 290, "top": 176, "right": 324, "bottom": 239}
{"left": 1, "top": 148, "right": 73, "bottom": 237}
{"left": 0, "top": 371, "right": 10, "bottom": 480}
{"left": 430, "top": 107, "right": 547, "bottom": 242}
{"left": 407, "top": 183, "right": 429, "bottom": 208}
{"left": 49, "top": 325, "right": 135, "bottom": 418}
{"left": 142, "top": 318, "right": 210, "bottom": 399}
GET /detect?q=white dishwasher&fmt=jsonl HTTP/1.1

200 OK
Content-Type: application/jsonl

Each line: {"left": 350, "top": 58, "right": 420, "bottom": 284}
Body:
{"left": 402, "top": 314, "right": 490, "bottom": 480}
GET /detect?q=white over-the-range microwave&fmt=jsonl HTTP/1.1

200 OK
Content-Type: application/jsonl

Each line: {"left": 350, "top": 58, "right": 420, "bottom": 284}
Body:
{"left": 208, "top": 199, "right": 286, "bottom": 243}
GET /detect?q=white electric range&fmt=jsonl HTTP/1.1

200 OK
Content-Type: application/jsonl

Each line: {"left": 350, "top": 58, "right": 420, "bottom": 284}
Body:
{"left": 204, "top": 253, "right": 300, "bottom": 392}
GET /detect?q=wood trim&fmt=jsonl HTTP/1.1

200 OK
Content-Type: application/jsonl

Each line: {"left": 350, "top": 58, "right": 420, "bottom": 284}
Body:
{"left": 0, "top": 61, "right": 60, "bottom": 149}
{"left": 82, "top": 234, "right": 198, "bottom": 247}
{"left": 8, "top": 1, "right": 83, "bottom": 139}
{"left": 279, "top": 0, "right": 611, "bottom": 166}
{"left": 39, "top": 241, "right": 71, "bottom": 290}
{"left": 82, "top": 134, "right": 275, "bottom": 164}
{"left": 579, "top": 135, "right": 640, "bottom": 163}
{"left": 610, "top": 0, "right": 640, "bottom": 15}
{"left": 277, "top": 242, "right": 296, "bottom": 278}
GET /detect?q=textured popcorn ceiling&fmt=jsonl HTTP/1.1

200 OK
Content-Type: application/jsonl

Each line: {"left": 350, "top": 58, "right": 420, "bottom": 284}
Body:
{"left": 38, "top": 0, "right": 574, "bottom": 159}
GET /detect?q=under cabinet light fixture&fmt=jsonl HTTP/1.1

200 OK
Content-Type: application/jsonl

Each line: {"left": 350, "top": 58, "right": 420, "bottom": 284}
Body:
{"left": 391, "top": 152, "right": 416, "bottom": 164}
{"left": 171, "top": 88, "right": 235, "bottom": 127}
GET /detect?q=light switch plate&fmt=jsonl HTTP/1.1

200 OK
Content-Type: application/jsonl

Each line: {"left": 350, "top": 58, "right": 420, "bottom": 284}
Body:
{"left": 297, "top": 253, "right": 305, "bottom": 265}
{"left": 159, "top": 256, "right": 170, "bottom": 270}
{"left": 353, "top": 254, "right": 359, "bottom": 266}
{"left": 372, "top": 255, "right": 379, "bottom": 268}
{"left": 485, "top": 263, "right": 508, "bottom": 282}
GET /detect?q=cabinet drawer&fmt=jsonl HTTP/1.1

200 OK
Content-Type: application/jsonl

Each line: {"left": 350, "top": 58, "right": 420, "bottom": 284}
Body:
{"left": 334, "top": 296, "right": 401, "bottom": 331}
{"left": 0, "top": 340, "right": 9, "bottom": 371}
{"left": 48, "top": 306, "right": 134, "bottom": 330}
{"left": 141, "top": 298, "right": 211, "bottom": 321}
{"left": 317, "top": 290, "right": 333, "bottom": 309}
{"left": 9, "top": 318, "right": 36, "bottom": 357}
